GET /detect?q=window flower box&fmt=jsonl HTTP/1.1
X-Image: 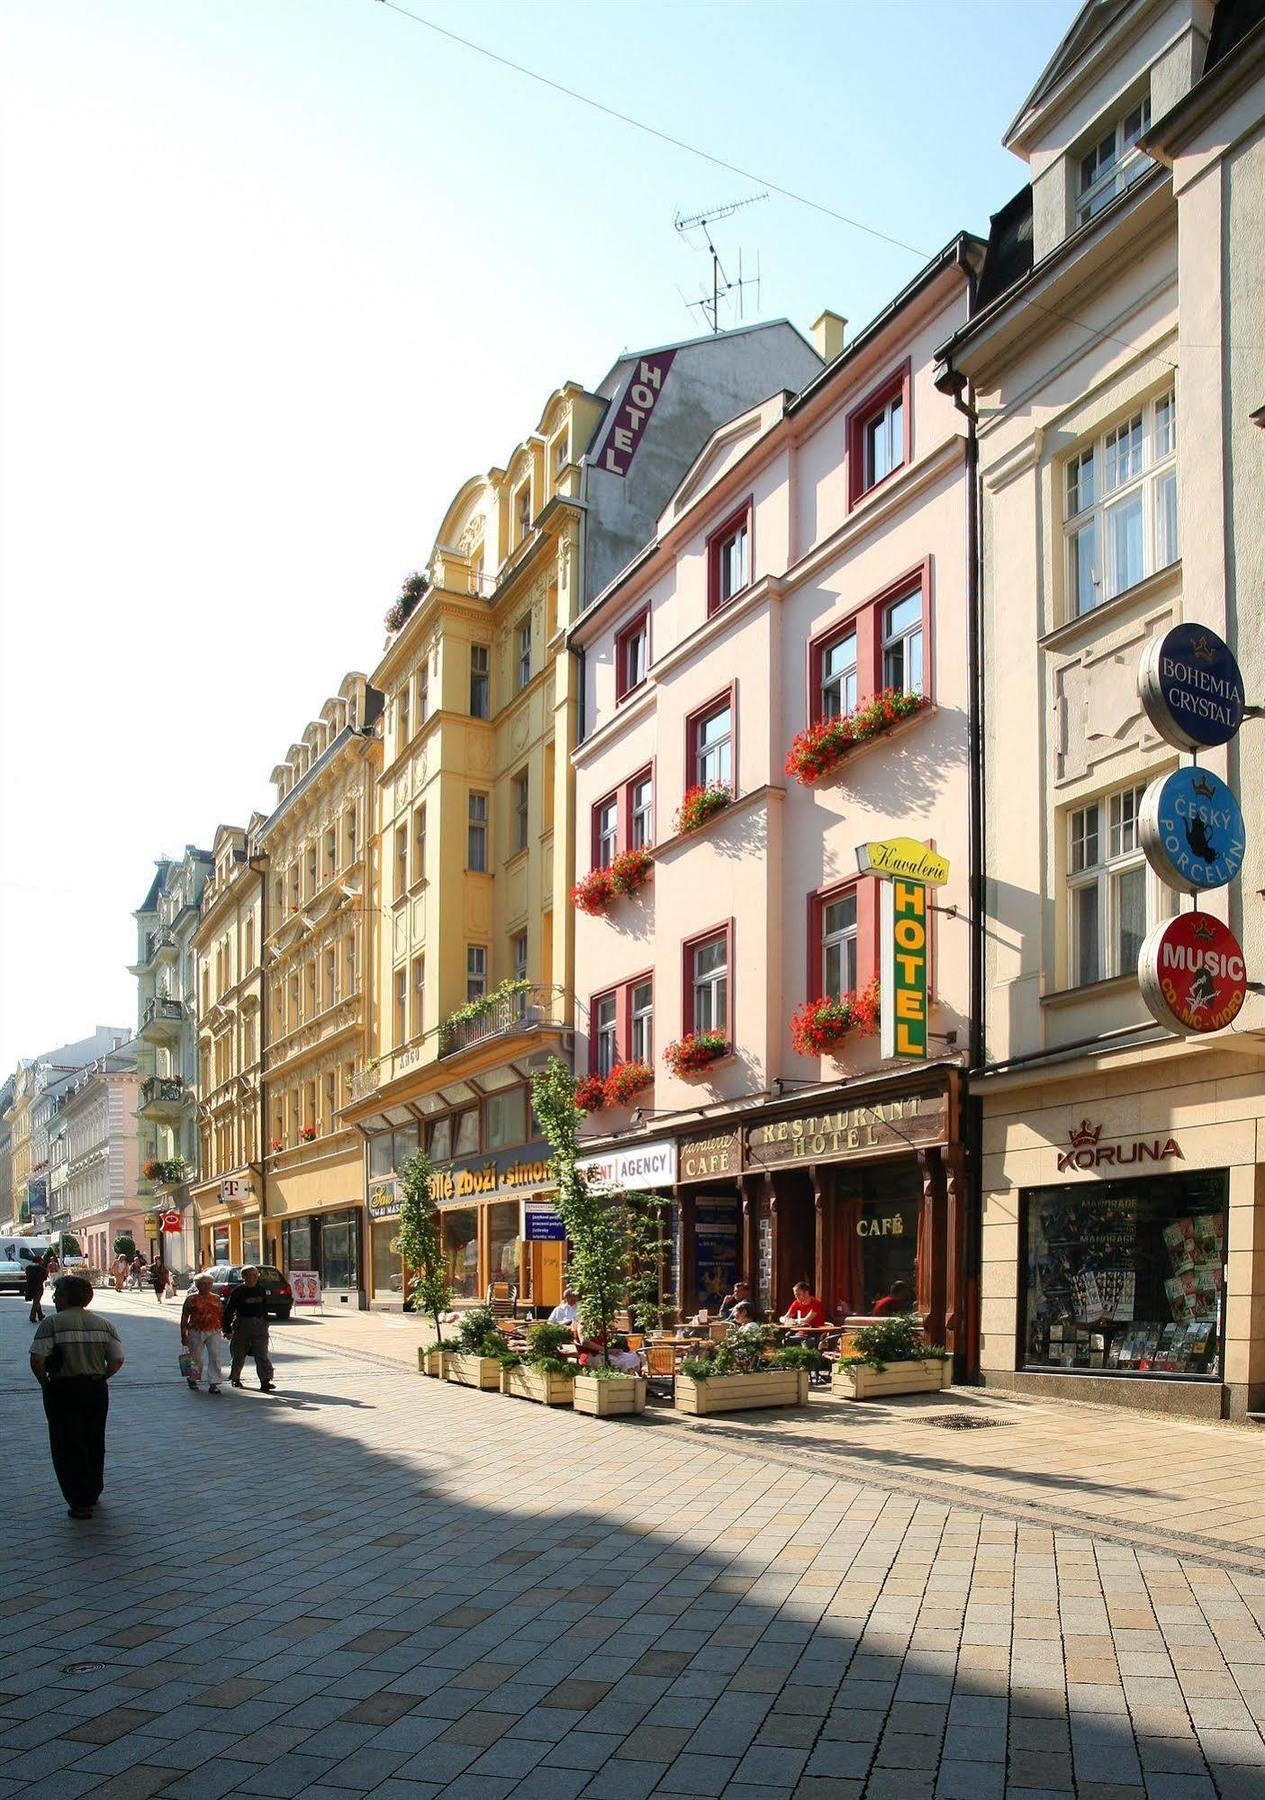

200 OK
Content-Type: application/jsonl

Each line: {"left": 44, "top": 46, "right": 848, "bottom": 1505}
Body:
{"left": 832, "top": 1357, "right": 950, "bottom": 1401}
{"left": 674, "top": 782, "right": 732, "bottom": 835}
{"left": 299, "top": 1125, "right": 317, "bottom": 1142}
{"left": 609, "top": 847, "right": 653, "bottom": 898}
{"left": 604, "top": 1060, "right": 653, "bottom": 1107}
{"left": 445, "top": 1353, "right": 504, "bottom": 1390}
{"left": 573, "top": 1373, "right": 647, "bottom": 1416}
{"left": 270, "top": 1138, "right": 284, "bottom": 1153}
{"left": 663, "top": 1031, "right": 729, "bottom": 1077}
{"left": 500, "top": 1364, "right": 575, "bottom": 1407}
{"left": 674, "top": 1367, "right": 809, "bottom": 1416}
{"left": 419, "top": 1345, "right": 452, "bottom": 1379}
{"left": 786, "top": 689, "right": 928, "bottom": 786}
{"left": 790, "top": 978, "right": 881, "bottom": 1057}
{"left": 575, "top": 1074, "right": 609, "bottom": 1113}
{"left": 571, "top": 867, "right": 616, "bottom": 916}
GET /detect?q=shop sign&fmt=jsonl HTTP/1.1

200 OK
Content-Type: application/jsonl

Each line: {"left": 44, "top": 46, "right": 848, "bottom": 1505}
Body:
{"left": 160, "top": 1210, "right": 181, "bottom": 1233}
{"left": 694, "top": 1200, "right": 739, "bottom": 1310}
{"left": 368, "top": 1178, "right": 399, "bottom": 1221}
{"left": 522, "top": 1200, "right": 566, "bottom": 1242}
{"left": 432, "top": 1139, "right": 552, "bottom": 1206}
{"left": 881, "top": 878, "right": 929, "bottom": 1061}
{"left": 576, "top": 1138, "right": 676, "bottom": 1192}
{"left": 856, "top": 1213, "right": 907, "bottom": 1237}
{"left": 856, "top": 837, "right": 950, "bottom": 887}
{"left": 678, "top": 1129, "right": 742, "bottom": 1183}
{"left": 1056, "top": 1119, "right": 1184, "bottom": 1173}
{"left": 219, "top": 1176, "right": 248, "bottom": 1204}
{"left": 1139, "top": 623, "right": 1245, "bottom": 751}
{"left": 746, "top": 1093, "right": 947, "bottom": 1171}
{"left": 291, "top": 1271, "right": 322, "bottom": 1307}
{"left": 1140, "top": 767, "right": 1245, "bottom": 893}
{"left": 589, "top": 351, "right": 677, "bottom": 477}
{"left": 1138, "top": 912, "right": 1248, "bottom": 1035}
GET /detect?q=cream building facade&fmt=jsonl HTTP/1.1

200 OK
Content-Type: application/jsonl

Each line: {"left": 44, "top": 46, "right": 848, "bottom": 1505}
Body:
{"left": 58, "top": 1045, "right": 142, "bottom": 1273}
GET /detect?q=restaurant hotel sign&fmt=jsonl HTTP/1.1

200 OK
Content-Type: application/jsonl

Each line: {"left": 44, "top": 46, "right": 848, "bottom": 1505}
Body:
{"left": 746, "top": 1093, "right": 947, "bottom": 1172}
{"left": 589, "top": 353, "right": 677, "bottom": 477}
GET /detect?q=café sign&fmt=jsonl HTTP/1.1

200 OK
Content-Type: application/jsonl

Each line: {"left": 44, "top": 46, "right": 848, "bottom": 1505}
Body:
{"left": 746, "top": 1093, "right": 947, "bottom": 1172}
{"left": 575, "top": 1138, "right": 676, "bottom": 1192}
{"left": 678, "top": 1129, "right": 742, "bottom": 1183}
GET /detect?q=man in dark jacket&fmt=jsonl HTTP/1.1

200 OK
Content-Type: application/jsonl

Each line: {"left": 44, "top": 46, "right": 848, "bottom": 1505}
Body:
{"left": 223, "top": 1267, "right": 276, "bottom": 1391}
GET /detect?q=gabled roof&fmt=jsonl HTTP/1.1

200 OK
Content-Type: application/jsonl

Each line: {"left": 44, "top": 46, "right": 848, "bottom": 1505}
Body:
{"left": 975, "top": 186, "right": 1035, "bottom": 309}
{"left": 1005, "top": 0, "right": 1137, "bottom": 147}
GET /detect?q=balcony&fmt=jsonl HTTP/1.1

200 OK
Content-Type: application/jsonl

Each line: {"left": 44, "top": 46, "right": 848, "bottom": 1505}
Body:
{"left": 139, "top": 996, "right": 185, "bottom": 1043}
{"left": 439, "top": 983, "right": 566, "bottom": 1059}
{"left": 138, "top": 1075, "right": 187, "bottom": 1120}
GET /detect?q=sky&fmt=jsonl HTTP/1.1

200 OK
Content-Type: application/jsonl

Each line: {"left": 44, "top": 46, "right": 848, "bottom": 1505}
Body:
{"left": 0, "top": 0, "right": 1077, "bottom": 1073}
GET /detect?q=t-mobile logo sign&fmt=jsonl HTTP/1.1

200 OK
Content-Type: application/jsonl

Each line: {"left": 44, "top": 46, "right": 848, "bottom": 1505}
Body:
{"left": 591, "top": 352, "right": 676, "bottom": 477}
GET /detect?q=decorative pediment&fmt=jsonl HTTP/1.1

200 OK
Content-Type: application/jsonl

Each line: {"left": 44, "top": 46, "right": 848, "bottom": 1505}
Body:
{"left": 670, "top": 413, "right": 764, "bottom": 518}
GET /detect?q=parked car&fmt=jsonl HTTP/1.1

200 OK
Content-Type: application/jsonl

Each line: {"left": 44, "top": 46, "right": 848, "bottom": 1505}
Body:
{"left": 0, "top": 1235, "right": 54, "bottom": 1296}
{"left": 195, "top": 1264, "right": 293, "bottom": 1320}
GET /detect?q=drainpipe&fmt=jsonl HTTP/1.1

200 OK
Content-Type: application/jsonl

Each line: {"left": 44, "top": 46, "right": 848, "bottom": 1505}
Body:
{"left": 248, "top": 853, "right": 269, "bottom": 1266}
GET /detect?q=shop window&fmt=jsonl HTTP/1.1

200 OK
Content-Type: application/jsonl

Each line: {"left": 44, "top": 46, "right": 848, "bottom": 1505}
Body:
{"left": 467, "top": 792, "right": 488, "bottom": 872}
{"left": 488, "top": 1200, "right": 521, "bottom": 1289}
{"left": 393, "top": 1123, "right": 419, "bottom": 1167}
{"left": 593, "top": 992, "right": 618, "bottom": 1076}
{"left": 707, "top": 499, "right": 753, "bottom": 616}
{"left": 466, "top": 944, "right": 487, "bottom": 1003}
{"left": 372, "top": 1217, "right": 405, "bottom": 1300}
{"left": 1077, "top": 94, "right": 1152, "bottom": 224}
{"left": 686, "top": 926, "right": 731, "bottom": 1035}
{"left": 1065, "top": 391, "right": 1177, "bottom": 616}
{"left": 1067, "top": 782, "right": 1167, "bottom": 987}
{"left": 616, "top": 608, "right": 650, "bottom": 700}
{"left": 1022, "top": 1170, "right": 1226, "bottom": 1377}
{"left": 427, "top": 1116, "right": 452, "bottom": 1163}
{"left": 470, "top": 643, "right": 490, "bottom": 719}
{"left": 687, "top": 692, "right": 735, "bottom": 792}
{"left": 321, "top": 1210, "right": 359, "bottom": 1292}
{"left": 848, "top": 363, "right": 910, "bottom": 506}
{"left": 442, "top": 1205, "right": 479, "bottom": 1299}
{"left": 454, "top": 1109, "right": 479, "bottom": 1156}
{"left": 630, "top": 977, "right": 654, "bottom": 1063}
{"left": 486, "top": 1087, "right": 526, "bottom": 1151}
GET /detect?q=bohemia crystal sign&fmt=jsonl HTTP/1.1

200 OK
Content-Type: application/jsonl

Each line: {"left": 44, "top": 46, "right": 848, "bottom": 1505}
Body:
{"left": 1139, "top": 766, "right": 1245, "bottom": 893}
{"left": 1138, "top": 912, "right": 1248, "bottom": 1034}
{"left": 1138, "top": 623, "right": 1245, "bottom": 751}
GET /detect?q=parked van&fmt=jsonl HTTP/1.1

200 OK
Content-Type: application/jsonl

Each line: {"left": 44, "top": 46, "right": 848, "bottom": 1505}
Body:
{"left": 0, "top": 1236, "right": 54, "bottom": 1296}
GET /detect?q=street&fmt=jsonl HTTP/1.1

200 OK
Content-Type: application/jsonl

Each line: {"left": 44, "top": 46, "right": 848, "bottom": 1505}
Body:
{"left": 0, "top": 1295, "right": 1263, "bottom": 1799}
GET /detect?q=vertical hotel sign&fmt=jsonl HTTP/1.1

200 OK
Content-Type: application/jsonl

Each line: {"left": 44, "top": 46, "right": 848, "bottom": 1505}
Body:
{"left": 856, "top": 838, "right": 949, "bottom": 1063}
{"left": 589, "top": 352, "right": 676, "bottom": 477}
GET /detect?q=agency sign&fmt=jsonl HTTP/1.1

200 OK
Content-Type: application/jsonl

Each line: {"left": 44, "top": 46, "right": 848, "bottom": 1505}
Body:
{"left": 1140, "top": 767, "right": 1245, "bottom": 893}
{"left": 576, "top": 1139, "right": 676, "bottom": 1192}
{"left": 1139, "top": 623, "right": 1245, "bottom": 751}
{"left": 1138, "top": 912, "right": 1248, "bottom": 1034}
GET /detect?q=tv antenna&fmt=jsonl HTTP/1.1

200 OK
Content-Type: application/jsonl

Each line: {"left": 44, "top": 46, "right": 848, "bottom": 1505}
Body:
{"left": 674, "top": 192, "right": 767, "bottom": 333}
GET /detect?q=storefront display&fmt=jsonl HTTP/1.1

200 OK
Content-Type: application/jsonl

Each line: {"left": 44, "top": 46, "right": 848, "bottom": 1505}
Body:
{"left": 441, "top": 1205, "right": 479, "bottom": 1300}
{"left": 240, "top": 1218, "right": 261, "bottom": 1265}
{"left": 1022, "top": 1170, "right": 1226, "bottom": 1377}
{"left": 487, "top": 1201, "right": 521, "bottom": 1287}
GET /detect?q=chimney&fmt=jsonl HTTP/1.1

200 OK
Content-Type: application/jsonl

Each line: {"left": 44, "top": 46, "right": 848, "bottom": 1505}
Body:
{"left": 811, "top": 310, "right": 847, "bottom": 364}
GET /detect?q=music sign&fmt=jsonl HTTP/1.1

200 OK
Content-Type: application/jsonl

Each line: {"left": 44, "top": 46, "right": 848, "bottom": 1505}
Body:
{"left": 1138, "top": 912, "right": 1248, "bottom": 1035}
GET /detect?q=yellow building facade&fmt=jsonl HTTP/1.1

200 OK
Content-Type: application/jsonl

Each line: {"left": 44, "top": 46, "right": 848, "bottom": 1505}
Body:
{"left": 257, "top": 673, "right": 382, "bottom": 1303}
{"left": 192, "top": 822, "right": 266, "bottom": 1267}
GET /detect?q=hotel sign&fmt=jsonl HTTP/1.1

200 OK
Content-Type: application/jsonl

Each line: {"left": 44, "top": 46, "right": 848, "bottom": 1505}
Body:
{"left": 745, "top": 1093, "right": 947, "bottom": 1172}
{"left": 856, "top": 837, "right": 950, "bottom": 886}
{"left": 678, "top": 1129, "right": 743, "bottom": 1183}
{"left": 432, "top": 1139, "right": 553, "bottom": 1206}
{"left": 589, "top": 352, "right": 677, "bottom": 478}
{"left": 881, "top": 878, "right": 929, "bottom": 1061}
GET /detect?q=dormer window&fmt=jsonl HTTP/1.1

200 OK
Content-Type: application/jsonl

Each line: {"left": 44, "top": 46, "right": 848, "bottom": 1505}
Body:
{"left": 1077, "top": 96, "right": 1151, "bottom": 225}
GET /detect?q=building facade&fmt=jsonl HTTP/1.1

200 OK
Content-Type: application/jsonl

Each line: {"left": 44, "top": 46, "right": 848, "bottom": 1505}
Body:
{"left": 343, "top": 324, "right": 824, "bottom": 1310}
{"left": 58, "top": 1045, "right": 142, "bottom": 1272}
{"left": 192, "top": 822, "right": 267, "bottom": 1267}
{"left": 569, "top": 259, "right": 981, "bottom": 1354}
{"left": 256, "top": 674, "right": 382, "bottom": 1305}
{"left": 940, "top": 0, "right": 1265, "bottom": 1416}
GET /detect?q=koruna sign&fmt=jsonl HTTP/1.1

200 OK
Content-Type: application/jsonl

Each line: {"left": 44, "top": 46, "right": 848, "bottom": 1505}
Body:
{"left": 1138, "top": 623, "right": 1245, "bottom": 751}
{"left": 589, "top": 353, "right": 676, "bottom": 478}
{"left": 1056, "top": 1119, "right": 1183, "bottom": 1173}
{"left": 1140, "top": 767, "right": 1245, "bottom": 893}
{"left": 1138, "top": 912, "right": 1248, "bottom": 1034}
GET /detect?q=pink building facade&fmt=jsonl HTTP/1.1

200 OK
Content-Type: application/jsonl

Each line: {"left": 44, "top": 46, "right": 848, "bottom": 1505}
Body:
{"left": 570, "top": 239, "right": 982, "bottom": 1358}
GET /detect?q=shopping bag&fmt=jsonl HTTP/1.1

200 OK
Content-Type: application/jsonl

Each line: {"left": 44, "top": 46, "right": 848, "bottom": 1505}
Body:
{"left": 178, "top": 1350, "right": 195, "bottom": 1381}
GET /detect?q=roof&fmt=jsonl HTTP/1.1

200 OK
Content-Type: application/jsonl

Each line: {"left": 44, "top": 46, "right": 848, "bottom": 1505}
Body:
{"left": 1005, "top": 0, "right": 1135, "bottom": 146}
{"left": 975, "top": 187, "right": 1035, "bottom": 310}
{"left": 1207, "top": 0, "right": 1265, "bottom": 67}
{"left": 590, "top": 318, "right": 816, "bottom": 404}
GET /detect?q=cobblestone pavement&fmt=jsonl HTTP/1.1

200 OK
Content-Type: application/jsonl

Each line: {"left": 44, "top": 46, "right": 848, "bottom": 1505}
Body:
{"left": 3, "top": 1293, "right": 1265, "bottom": 1800}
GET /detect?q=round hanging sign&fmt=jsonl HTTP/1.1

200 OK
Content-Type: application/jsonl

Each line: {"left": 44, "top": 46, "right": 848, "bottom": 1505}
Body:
{"left": 1138, "top": 912, "right": 1248, "bottom": 1034}
{"left": 1139, "top": 767, "right": 1246, "bottom": 893}
{"left": 1138, "top": 623, "right": 1245, "bottom": 751}
{"left": 160, "top": 1210, "right": 182, "bottom": 1232}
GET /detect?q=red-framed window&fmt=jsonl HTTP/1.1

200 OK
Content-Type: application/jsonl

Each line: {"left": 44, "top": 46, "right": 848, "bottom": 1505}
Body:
{"left": 592, "top": 791, "right": 619, "bottom": 869}
{"left": 682, "top": 921, "right": 734, "bottom": 1036}
{"left": 685, "top": 685, "right": 737, "bottom": 792}
{"left": 615, "top": 607, "right": 650, "bottom": 702}
{"left": 589, "top": 765, "right": 655, "bottom": 870}
{"left": 806, "top": 561, "right": 932, "bottom": 725}
{"left": 706, "top": 497, "right": 754, "bottom": 616}
{"left": 847, "top": 361, "right": 912, "bottom": 508}
{"left": 588, "top": 972, "right": 654, "bottom": 1073}
{"left": 806, "top": 878, "right": 879, "bottom": 1004}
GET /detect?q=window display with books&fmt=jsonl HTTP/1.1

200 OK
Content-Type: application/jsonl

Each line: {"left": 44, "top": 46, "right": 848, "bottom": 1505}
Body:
{"left": 1021, "top": 1171, "right": 1227, "bottom": 1378}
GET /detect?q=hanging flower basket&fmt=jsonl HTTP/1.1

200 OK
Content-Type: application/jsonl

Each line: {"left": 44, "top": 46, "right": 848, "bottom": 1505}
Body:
{"left": 790, "top": 978, "right": 881, "bottom": 1057}
{"left": 571, "top": 867, "right": 615, "bottom": 916}
{"left": 604, "top": 1060, "right": 653, "bottom": 1107}
{"left": 785, "top": 690, "right": 928, "bottom": 786}
{"left": 575, "top": 1074, "right": 609, "bottom": 1113}
{"left": 675, "top": 782, "right": 732, "bottom": 835}
{"left": 299, "top": 1125, "right": 317, "bottom": 1143}
{"left": 663, "top": 1031, "right": 729, "bottom": 1077}
{"left": 609, "top": 848, "right": 653, "bottom": 897}
{"left": 385, "top": 570, "right": 430, "bottom": 634}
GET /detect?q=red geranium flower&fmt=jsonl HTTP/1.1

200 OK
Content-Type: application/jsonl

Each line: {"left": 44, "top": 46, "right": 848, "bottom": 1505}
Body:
{"left": 675, "top": 782, "right": 733, "bottom": 834}
{"left": 575, "top": 1074, "right": 609, "bottom": 1112}
{"left": 571, "top": 867, "right": 615, "bottom": 916}
{"left": 785, "top": 690, "right": 927, "bottom": 786}
{"left": 790, "top": 978, "right": 881, "bottom": 1056}
{"left": 663, "top": 1031, "right": 729, "bottom": 1077}
{"left": 604, "top": 1060, "right": 653, "bottom": 1106}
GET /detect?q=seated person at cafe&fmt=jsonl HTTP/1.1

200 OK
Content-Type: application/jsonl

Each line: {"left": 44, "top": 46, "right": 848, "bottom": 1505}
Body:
{"left": 780, "top": 1281, "right": 826, "bottom": 1332}
{"left": 576, "top": 1330, "right": 644, "bottom": 1373}
{"left": 548, "top": 1287, "right": 580, "bottom": 1327}
{"left": 871, "top": 1278, "right": 913, "bottom": 1316}
{"left": 719, "top": 1279, "right": 759, "bottom": 1321}
{"left": 730, "top": 1301, "right": 764, "bottom": 1335}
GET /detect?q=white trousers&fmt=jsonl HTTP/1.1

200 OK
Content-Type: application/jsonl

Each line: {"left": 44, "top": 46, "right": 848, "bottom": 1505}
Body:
{"left": 186, "top": 1330, "right": 225, "bottom": 1387}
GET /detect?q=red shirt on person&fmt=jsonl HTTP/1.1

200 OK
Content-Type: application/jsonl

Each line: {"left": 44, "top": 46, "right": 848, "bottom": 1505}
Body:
{"left": 785, "top": 1295, "right": 825, "bottom": 1328}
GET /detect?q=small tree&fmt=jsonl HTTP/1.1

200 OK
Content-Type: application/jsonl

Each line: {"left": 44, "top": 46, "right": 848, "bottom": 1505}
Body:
{"left": 625, "top": 1194, "right": 670, "bottom": 1331}
{"left": 394, "top": 1151, "right": 452, "bottom": 1345}
{"left": 113, "top": 1232, "right": 137, "bottom": 1261}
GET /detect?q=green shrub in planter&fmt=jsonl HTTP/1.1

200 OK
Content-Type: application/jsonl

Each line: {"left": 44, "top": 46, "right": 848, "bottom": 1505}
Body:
{"left": 771, "top": 1343, "right": 827, "bottom": 1374}
{"left": 455, "top": 1306, "right": 508, "bottom": 1358}
{"left": 846, "top": 1314, "right": 944, "bottom": 1372}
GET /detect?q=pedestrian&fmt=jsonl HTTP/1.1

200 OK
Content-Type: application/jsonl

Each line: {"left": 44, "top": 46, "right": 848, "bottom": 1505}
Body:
{"left": 129, "top": 1254, "right": 146, "bottom": 1291}
{"left": 149, "top": 1257, "right": 168, "bottom": 1304}
{"left": 111, "top": 1253, "right": 128, "bottom": 1293}
{"left": 29, "top": 1275, "right": 124, "bottom": 1520}
{"left": 223, "top": 1266, "right": 276, "bottom": 1391}
{"left": 179, "top": 1274, "right": 225, "bottom": 1394}
{"left": 24, "top": 1254, "right": 48, "bottom": 1323}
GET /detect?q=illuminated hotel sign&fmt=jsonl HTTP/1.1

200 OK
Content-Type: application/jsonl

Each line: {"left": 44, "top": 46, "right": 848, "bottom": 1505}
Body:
{"left": 881, "top": 878, "right": 929, "bottom": 1061}
{"left": 589, "top": 352, "right": 677, "bottom": 478}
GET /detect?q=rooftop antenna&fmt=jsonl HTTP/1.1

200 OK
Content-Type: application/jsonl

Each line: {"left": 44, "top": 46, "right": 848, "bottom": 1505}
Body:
{"left": 674, "top": 192, "right": 767, "bottom": 333}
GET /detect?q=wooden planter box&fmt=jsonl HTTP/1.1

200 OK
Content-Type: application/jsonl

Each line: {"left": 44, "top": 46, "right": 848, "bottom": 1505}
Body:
{"left": 674, "top": 1367, "right": 809, "bottom": 1416}
{"left": 446, "top": 1353, "right": 504, "bottom": 1391}
{"left": 500, "top": 1365, "right": 575, "bottom": 1407}
{"left": 573, "top": 1374, "right": 647, "bottom": 1417}
{"left": 419, "top": 1345, "right": 451, "bottom": 1379}
{"left": 832, "top": 1357, "right": 950, "bottom": 1401}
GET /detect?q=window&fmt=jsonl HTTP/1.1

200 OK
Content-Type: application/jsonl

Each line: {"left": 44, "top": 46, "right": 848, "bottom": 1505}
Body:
{"left": 616, "top": 609, "right": 649, "bottom": 699}
{"left": 593, "top": 993, "right": 618, "bottom": 1076}
{"left": 630, "top": 774, "right": 654, "bottom": 849}
{"left": 398, "top": 681, "right": 411, "bottom": 750}
{"left": 864, "top": 392, "right": 904, "bottom": 489}
{"left": 553, "top": 431, "right": 569, "bottom": 474}
{"left": 516, "top": 483, "right": 531, "bottom": 541}
{"left": 631, "top": 978, "right": 653, "bottom": 1064}
{"left": 512, "top": 932, "right": 528, "bottom": 984}
{"left": 345, "top": 934, "right": 356, "bottom": 996}
{"left": 307, "top": 844, "right": 318, "bottom": 897}
{"left": 594, "top": 795, "right": 619, "bottom": 868}
{"left": 690, "top": 931, "right": 730, "bottom": 1035}
{"left": 454, "top": 1109, "right": 479, "bottom": 1156}
{"left": 822, "top": 890, "right": 858, "bottom": 997}
{"left": 707, "top": 500, "right": 752, "bottom": 614}
{"left": 412, "top": 803, "right": 426, "bottom": 887}
{"left": 1065, "top": 391, "right": 1178, "bottom": 615}
{"left": 690, "top": 696, "right": 734, "bottom": 791}
{"left": 467, "top": 792, "right": 488, "bottom": 872}
{"left": 344, "top": 809, "right": 357, "bottom": 867}
{"left": 324, "top": 1072, "right": 336, "bottom": 1131}
{"left": 516, "top": 616, "right": 532, "bottom": 690}
{"left": 325, "top": 947, "right": 336, "bottom": 1007}
{"left": 324, "top": 827, "right": 337, "bottom": 879}
{"left": 1068, "top": 783, "right": 1166, "bottom": 986}
{"left": 243, "top": 1016, "right": 255, "bottom": 1067}
{"left": 394, "top": 823, "right": 409, "bottom": 900}
{"left": 417, "top": 657, "right": 430, "bottom": 723}
{"left": 1077, "top": 96, "right": 1152, "bottom": 225}
{"left": 513, "top": 770, "right": 529, "bottom": 854}
{"left": 820, "top": 629, "right": 858, "bottom": 719}
{"left": 410, "top": 954, "right": 424, "bottom": 1038}
{"left": 466, "top": 945, "right": 487, "bottom": 1003}
{"left": 470, "top": 644, "right": 490, "bottom": 719}
{"left": 427, "top": 1116, "right": 452, "bottom": 1163}
{"left": 881, "top": 590, "right": 924, "bottom": 695}
{"left": 289, "top": 972, "right": 300, "bottom": 1028}
{"left": 487, "top": 1088, "right": 525, "bottom": 1150}
{"left": 848, "top": 363, "right": 910, "bottom": 505}
{"left": 394, "top": 967, "right": 407, "bottom": 1045}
